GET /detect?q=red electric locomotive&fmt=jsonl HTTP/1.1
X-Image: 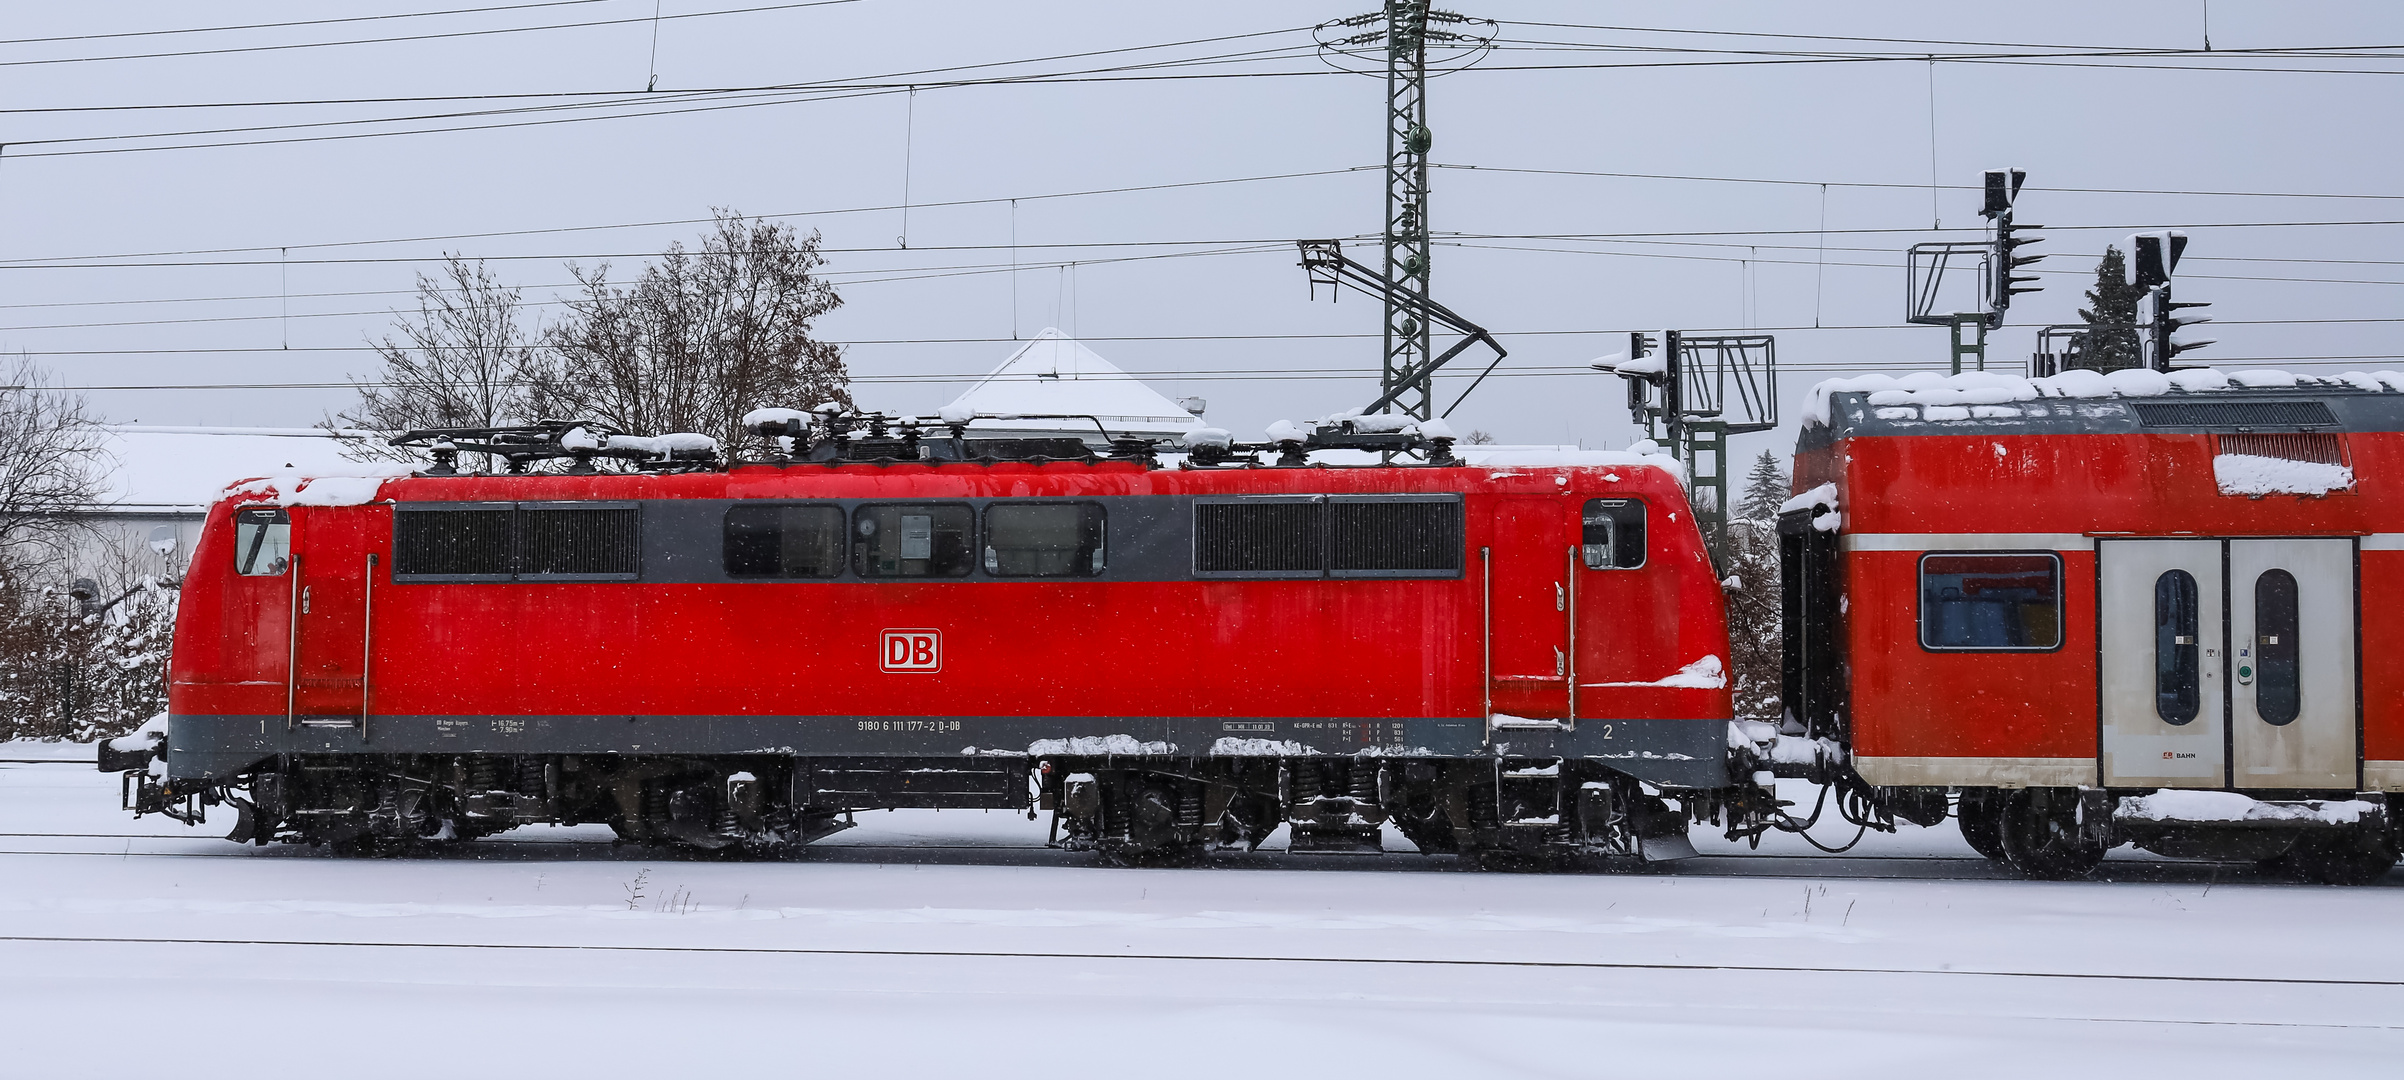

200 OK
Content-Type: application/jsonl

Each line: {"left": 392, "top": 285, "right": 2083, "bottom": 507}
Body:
{"left": 107, "top": 414, "right": 1740, "bottom": 865}
{"left": 1780, "top": 370, "right": 2404, "bottom": 883}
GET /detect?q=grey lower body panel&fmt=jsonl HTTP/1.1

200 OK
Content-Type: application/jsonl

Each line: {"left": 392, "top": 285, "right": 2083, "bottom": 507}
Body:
{"left": 164, "top": 713, "right": 1731, "bottom": 790}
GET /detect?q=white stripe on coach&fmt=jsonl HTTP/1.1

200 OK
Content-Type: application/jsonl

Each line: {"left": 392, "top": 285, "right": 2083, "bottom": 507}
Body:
{"left": 1840, "top": 533, "right": 2095, "bottom": 553}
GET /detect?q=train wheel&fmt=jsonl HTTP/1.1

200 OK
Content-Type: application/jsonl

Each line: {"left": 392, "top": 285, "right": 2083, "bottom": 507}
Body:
{"left": 1095, "top": 780, "right": 1205, "bottom": 867}
{"left": 1955, "top": 789, "right": 2007, "bottom": 862}
{"left": 1996, "top": 788, "right": 2106, "bottom": 880}
{"left": 2265, "top": 832, "right": 2399, "bottom": 886}
{"left": 1391, "top": 811, "right": 1458, "bottom": 855}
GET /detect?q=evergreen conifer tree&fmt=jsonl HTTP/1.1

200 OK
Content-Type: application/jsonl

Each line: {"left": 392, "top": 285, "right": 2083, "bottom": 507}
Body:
{"left": 1736, "top": 450, "right": 1788, "bottom": 522}
{"left": 2075, "top": 246, "right": 2144, "bottom": 371}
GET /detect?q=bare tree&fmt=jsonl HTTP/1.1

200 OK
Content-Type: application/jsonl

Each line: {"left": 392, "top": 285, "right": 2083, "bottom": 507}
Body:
{"left": 328, "top": 256, "right": 548, "bottom": 464}
{"left": 542, "top": 211, "right": 850, "bottom": 449}
{"left": 0, "top": 356, "right": 109, "bottom": 574}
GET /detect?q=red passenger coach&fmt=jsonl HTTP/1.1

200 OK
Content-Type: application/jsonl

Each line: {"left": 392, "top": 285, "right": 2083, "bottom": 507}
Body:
{"left": 108, "top": 418, "right": 1738, "bottom": 865}
{"left": 1782, "top": 372, "right": 2404, "bottom": 882}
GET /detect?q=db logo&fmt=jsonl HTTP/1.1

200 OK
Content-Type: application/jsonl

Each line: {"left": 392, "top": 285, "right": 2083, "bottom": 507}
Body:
{"left": 882, "top": 629, "right": 941, "bottom": 672}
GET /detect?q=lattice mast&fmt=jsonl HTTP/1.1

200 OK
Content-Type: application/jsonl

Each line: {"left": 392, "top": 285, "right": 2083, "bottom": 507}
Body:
{"left": 1381, "top": 2, "right": 1437, "bottom": 419}
{"left": 1314, "top": 5, "right": 1494, "bottom": 420}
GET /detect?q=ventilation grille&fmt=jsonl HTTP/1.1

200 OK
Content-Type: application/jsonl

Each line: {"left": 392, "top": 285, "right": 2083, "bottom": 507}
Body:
{"left": 2217, "top": 432, "right": 2346, "bottom": 465}
{"left": 393, "top": 504, "right": 639, "bottom": 579}
{"left": 1329, "top": 498, "right": 1462, "bottom": 574}
{"left": 394, "top": 509, "right": 512, "bottom": 577}
{"left": 1195, "top": 501, "right": 1322, "bottom": 574}
{"left": 518, "top": 508, "right": 640, "bottom": 576}
{"left": 2132, "top": 400, "right": 2337, "bottom": 429}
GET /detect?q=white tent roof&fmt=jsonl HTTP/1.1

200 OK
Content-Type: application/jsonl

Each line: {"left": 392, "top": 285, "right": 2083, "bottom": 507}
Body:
{"left": 941, "top": 328, "right": 1203, "bottom": 441}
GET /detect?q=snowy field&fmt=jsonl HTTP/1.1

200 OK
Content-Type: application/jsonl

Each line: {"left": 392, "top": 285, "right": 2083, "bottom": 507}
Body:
{"left": 2, "top": 745, "right": 2397, "bottom": 1077}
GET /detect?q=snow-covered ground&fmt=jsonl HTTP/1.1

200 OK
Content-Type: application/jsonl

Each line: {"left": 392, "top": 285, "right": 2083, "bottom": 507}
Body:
{"left": 3, "top": 745, "right": 2397, "bottom": 1077}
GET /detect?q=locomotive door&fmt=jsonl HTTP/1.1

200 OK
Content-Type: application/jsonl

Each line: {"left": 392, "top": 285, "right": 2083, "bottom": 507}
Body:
{"left": 2098, "top": 540, "right": 2226, "bottom": 788}
{"left": 288, "top": 509, "right": 377, "bottom": 729}
{"left": 2228, "top": 538, "right": 2356, "bottom": 790}
{"left": 1487, "top": 499, "right": 1570, "bottom": 730}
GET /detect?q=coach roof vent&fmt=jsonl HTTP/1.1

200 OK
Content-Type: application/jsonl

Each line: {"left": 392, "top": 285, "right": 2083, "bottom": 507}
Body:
{"left": 2132, "top": 399, "right": 2338, "bottom": 430}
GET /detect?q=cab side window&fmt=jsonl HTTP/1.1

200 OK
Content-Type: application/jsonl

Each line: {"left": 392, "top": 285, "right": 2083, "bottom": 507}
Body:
{"left": 232, "top": 508, "right": 291, "bottom": 576}
{"left": 1581, "top": 499, "right": 1646, "bottom": 569}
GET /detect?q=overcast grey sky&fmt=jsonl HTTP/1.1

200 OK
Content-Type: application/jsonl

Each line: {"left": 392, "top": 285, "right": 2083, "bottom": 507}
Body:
{"left": 2, "top": 1, "right": 2399, "bottom": 459}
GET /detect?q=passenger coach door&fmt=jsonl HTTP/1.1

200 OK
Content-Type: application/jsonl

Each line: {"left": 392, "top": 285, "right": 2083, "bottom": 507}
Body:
{"left": 2229, "top": 539, "right": 2357, "bottom": 790}
{"left": 2098, "top": 540, "right": 2226, "bottom": 788}
{"left": 1487, "top": 499, "right": 1570, "bottom": 730}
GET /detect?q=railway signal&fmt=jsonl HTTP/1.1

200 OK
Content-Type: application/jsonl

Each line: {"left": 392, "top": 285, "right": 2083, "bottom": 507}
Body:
{"left": 2126, "top": 231, "right": 2212, "bottom": 369}
{"left": 1984, "top": 168, "right": 2046, "bottom": 314}
{"left": 1595, "top": 329, "right": 1776, "bottom": 567}
{"left": 1907, "top": 168, "right": 2045, "bottom": 372}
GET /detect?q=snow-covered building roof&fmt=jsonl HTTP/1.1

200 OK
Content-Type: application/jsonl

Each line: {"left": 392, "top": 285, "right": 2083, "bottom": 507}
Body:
{"left": 96, "top": 426, "right": 361, "bottom": 516}
{"left": 940, "top": 328, "right": 1205, "bottom": 443}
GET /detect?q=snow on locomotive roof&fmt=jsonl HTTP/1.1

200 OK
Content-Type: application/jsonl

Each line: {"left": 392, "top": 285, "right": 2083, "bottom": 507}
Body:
{"left": 223, "top": 464, "right": 417, "bottom": 507}
{"left": 1805, "top": 367, "right": 2404, "bottom": 435}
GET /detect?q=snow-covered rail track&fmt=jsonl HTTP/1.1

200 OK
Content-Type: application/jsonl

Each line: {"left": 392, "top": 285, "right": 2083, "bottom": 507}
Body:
{"left": 6, "top": 932, "right": 2402, "bottom": 994}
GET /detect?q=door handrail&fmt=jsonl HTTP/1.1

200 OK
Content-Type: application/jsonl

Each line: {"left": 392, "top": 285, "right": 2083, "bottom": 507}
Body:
{"left": 1480, "top": 546, "right": 1491, "bottom": 736}
{"left": 361, "top": 553, "right": 377, "bottom": 743}
{"left": 284, "top": 553, "right": 300, "bottom": 733}
{"left": 1566, "top": 544, "right": 1577, "bottom": 731}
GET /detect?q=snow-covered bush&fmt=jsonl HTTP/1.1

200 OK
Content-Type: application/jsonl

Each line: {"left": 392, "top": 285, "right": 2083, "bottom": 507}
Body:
{"left": 0, "top": 545, "right": 177, "bottom": 743}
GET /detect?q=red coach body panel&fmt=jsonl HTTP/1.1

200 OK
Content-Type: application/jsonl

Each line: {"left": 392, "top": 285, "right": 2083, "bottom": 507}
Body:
{"left": 1798, "top": 384, "right": 2404, "bottom": 794}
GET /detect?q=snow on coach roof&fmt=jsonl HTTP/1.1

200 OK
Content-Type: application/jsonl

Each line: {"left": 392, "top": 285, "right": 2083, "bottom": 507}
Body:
{"left": 940, "top": 328, "right": 1205, "bottom": 442}
{"left": 1803, "top": 367, "right": 2404, "bottom": 439}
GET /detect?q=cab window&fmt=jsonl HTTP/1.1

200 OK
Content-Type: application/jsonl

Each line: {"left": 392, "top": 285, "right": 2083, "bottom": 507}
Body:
{"left": 985, "top": 503, "right": 1106, "bottom": 577}
{"left": 854, "top": 504, "right": 974, "bottom": 578}
{"left": 1581, "top": 499, "right": 1646, "bottom": 569}
{"left": 232, "top": 508, "right": 291, "bottom": 576}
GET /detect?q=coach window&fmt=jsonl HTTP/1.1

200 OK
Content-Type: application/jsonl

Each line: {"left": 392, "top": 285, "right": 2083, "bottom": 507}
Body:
{"left": 2154, "top": 570, "right": 2201, "bottom": 724}
{"left": 2255, "top": 569, "right": 2301, "bottom": 725}
{"left": 854, "top": 504, "right": 975, "bottom": 578}
{"left": 233, "top": 507, "right": 291, "bottom": 576}
{"left": 984, "top": 503, "right": 1106, "bottom": 577}
{"left": 1581, "top": 499, "right": 1646, "bottom": 569}
{"left": 1918, "top": 553, "right": 2061, "bottom": 650}
{"left": 724, "top": 504, "right": 845, "bottom": 578}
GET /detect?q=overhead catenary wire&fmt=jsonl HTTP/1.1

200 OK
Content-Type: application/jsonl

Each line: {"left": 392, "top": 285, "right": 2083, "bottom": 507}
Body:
{"left": 1, "top": 37, "right": 2396, "bottom": 163}
{"left": 0, "top": 0, "right": 616, "bottom": 47}
{"left": 0, "top": 43, "right": 1333, "bottom": 161}
{"left": 0, "top": 0, "right": 866, "bottom": 70}
{"left": 15, "top": 214, "right": 2404, "bottom": 271}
